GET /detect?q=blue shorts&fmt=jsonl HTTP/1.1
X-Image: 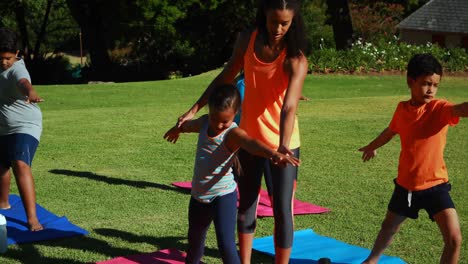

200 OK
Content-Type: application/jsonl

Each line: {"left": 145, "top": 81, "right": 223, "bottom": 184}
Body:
{"left": 0, "top": 133, "right": 39, "bottom": 168}
{"left": 388, "top": 180, "right": 455, "bottom": 221}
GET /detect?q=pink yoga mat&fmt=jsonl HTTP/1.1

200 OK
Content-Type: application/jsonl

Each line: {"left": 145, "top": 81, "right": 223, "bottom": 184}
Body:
{"left": 95, "top": 248, "right": 187, "bottom": 264}
{"left": 172, "top": 181, "right": 330, "bottom": 216}
{"left": 172, "top": 181, "right": 192, "bottom": 190}
{"left": 258, "top": 189, "right": 272, "bottom": 207}
{"left": 257, "top": 199, "right": 330, "bottom": 217}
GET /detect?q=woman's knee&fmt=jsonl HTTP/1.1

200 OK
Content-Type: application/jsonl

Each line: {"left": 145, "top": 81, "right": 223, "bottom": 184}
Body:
{"left": 273, "top": 208, "right": 293, "bottom": 226}
{"left": 237, "top": 212, "right": 256, "bottom": 233}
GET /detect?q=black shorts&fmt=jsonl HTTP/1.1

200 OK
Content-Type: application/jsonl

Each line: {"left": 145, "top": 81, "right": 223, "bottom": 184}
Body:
{"left": 388, "top": 180, "right": 455, "bottom": 221}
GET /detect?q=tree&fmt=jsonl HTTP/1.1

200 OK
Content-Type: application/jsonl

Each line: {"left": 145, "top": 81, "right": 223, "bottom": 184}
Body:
{"left": 0, "top": 0, "right": 78, "bottom": 60}
{"left": 302, "top": 1, "right": 334, "bottom": 53}
{"left": 33, "top": 0, "right": 53, "bottom": 60}
{"left": 349, "top": 1, "right": 404, "bottom": 43}
{"left": 326, "top": 0, "right": 354, "bottom": 50}
{"left": 103, "top": 0, "right": 256, "bottom": 78}
{"left": 66, "top": 0, "right": 114, "bottom": 80}
{"left": 175, "top": 0, "right": 256, "bottom": 74}
{"left": 13, "top": 0, "right": 32, "bottom": 60}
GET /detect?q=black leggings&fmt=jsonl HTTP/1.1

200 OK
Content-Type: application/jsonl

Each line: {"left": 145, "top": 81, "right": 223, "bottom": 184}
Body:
{"left": 237, "top": 148, "right": 299, "bottom": 248}
{"left": 186, "top": 191, "right": 240, "bottom": 264}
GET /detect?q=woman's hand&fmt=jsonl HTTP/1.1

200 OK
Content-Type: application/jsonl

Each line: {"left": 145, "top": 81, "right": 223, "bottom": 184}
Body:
{"left": 177, "top": 109, "right": 196, "bottom": 128}
{"left": 271, "top": 145, "right": 297, "bottom": 167}
{"left": 271, "top": 152, "right": 300, "bottom": 167}
{"left": 277, "top": 145, "right": 294, "bottom": 156}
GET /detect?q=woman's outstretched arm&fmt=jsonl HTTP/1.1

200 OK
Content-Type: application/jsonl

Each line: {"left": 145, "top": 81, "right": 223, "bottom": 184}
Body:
{"left": 177, "top": 30, "right": 252, "bottom": 127}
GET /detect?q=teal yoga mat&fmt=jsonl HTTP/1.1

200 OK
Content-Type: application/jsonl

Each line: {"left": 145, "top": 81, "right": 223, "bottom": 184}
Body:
{"left": 253, "top": 229, "right": 406, "bottom": 264}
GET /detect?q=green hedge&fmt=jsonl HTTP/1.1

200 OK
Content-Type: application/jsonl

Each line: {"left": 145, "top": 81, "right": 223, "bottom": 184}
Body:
{"left": 308, "top": 38, "right": 468, "bottom": 74}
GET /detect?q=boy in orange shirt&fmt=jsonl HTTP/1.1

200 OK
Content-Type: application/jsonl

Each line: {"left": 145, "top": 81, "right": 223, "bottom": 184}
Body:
{"left": 359, "top": 53, "right": 467, "bottom": 264}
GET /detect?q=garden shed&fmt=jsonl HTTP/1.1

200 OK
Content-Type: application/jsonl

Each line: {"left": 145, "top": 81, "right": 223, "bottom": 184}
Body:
{"left": 397, "top": 0, "right": 468, "bottom": 48}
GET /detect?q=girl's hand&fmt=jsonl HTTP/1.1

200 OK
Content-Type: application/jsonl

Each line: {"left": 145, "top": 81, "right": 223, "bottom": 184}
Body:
{"left": 271, "top": 152, "right": 300, "bottom": 167}
{"left": 358, "top": 146, "right": 376, "bottom": 162}
{"left": 164, "top": 126, "right": 181, "bottom": 143}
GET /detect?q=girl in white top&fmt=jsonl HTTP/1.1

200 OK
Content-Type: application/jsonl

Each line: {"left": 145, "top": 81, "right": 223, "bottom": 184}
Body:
{"left": 164, "top": 84, "right": 300, "bottom": 264}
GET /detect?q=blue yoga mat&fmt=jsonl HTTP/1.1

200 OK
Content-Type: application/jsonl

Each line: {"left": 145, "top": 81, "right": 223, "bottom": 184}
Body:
{"left": 0, "top": 194, "right": 88, "bottom": 245}
{"left": 253, "top": 229, "right": 406, "bottom": 264}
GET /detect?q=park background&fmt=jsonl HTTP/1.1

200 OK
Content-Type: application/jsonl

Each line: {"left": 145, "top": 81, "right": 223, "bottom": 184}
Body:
{"left": 1, "top": 0, "right": 467, "bottom": 263}
{"left": 1, "top": 0, "right": 467, "bottom": 83}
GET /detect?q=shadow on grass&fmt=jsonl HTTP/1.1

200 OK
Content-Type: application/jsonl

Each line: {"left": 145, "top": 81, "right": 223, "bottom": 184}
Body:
{"left": 94, "top": 228, "right": 272, "bottom": 262}
{"left": 1, "top": 234, "right": 143, "bottom": 264}
{"left": 1, "top": 243, "right": 83, "bottom": 264}
{"left": 0, "top": 227, "right": 272, "bottom": 263}
{"left": 1, "top": 228, "right": 190, "bottom": 263}
{"left": 95, "top": 228, "right": 220, "bottom": 259}
{"left": 93, "top": 228, "right": 274, "bottom": 263}
{"left": 49, "top": 169, "right": 190, "bottom": 194}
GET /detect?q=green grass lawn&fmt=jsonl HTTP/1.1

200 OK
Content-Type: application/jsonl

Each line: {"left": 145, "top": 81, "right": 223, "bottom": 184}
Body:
{"left": 1, "top": 72, "right": 466, "bottom": 263}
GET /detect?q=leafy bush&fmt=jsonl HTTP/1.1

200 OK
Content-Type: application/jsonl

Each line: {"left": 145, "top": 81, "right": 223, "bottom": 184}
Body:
{"left": 349, "top": 1, "right": 405, "bottom": 43}
{"left": 308, "top": 38, "right": 468, "bottom": 74}
{"left": 302, "top": 1, "right": 334, "bottom": 55}
{"left": 27, "top": 55, "right": 82, "bottom": 84}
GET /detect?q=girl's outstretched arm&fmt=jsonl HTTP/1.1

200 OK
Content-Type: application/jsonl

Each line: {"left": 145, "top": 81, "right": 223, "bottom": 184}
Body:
{"left": 226, "top": 127, "right": 300, "bottom": 167}
{"left": 177, "top": 30, "right": 251, "bottom": 128}
{"left": 358, "top": 127, "right": 397, "bottom": 162}
{"left": 453, "top": 102, "right": 468, "bottom": 117}
{"left": 164, "top": 115, "right": 205, "bottom": 144}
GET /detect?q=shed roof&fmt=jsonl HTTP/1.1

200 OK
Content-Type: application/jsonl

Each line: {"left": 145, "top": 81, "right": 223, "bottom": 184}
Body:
{"left": 397, "top": 0, "right": 468, "bottom": 34}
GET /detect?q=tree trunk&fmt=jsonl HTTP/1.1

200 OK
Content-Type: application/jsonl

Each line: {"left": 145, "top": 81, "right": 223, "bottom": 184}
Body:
{"left": 326, "top": 0, "right": 354, "bottom": 50}
{"left": 14, "top": 0, "right": 31, "bottom": 60}
{"left": 66, "top": 0, "right": 112, "bottom": 80}
{"left": 33, "top": 0, "right": 53, "bottom": 60}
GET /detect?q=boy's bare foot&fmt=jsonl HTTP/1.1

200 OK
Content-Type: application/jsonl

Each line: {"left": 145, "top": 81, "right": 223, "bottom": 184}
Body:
{"left": 28, "top": 218, "right": 43, "bottom": 231}
{"left": 0, "top": 202, "right": 11, "bottom": 209}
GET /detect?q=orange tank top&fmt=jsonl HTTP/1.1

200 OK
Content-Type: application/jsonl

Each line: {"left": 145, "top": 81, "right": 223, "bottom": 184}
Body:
{"left": 240, "top": 30, "right": 300, "bottom": 150}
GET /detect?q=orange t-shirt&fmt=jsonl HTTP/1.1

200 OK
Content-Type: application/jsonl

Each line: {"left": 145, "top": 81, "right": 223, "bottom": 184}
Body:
{"left": 389, "top": 99, "right": 460, "bottom": 191}
{"left": 240, "top": 30, "right": 300, "bottom": 150}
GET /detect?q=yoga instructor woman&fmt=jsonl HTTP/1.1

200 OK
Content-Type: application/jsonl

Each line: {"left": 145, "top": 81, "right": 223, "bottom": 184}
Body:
{"left": 177, "top": 1, "right": 307, "bottom": 263}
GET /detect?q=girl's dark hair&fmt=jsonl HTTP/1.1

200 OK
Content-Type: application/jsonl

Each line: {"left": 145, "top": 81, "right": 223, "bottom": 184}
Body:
{"left": 407, "top": 53, "right": 443, "bottom": 79}
{"left": 256, "top": 0, "right": 305, "bottom": 58}
{"left": 208, "top": 84, "right": 241, "bottom": 113}
{"left": 208, "top": 84, "right": 242, "bottom": 175}
{"left": 0, "top": 27, "right": 19, "bottom": 53}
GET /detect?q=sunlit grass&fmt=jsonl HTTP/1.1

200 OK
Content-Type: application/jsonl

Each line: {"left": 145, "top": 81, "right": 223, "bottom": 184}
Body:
{"left": 1, "top": 73, "right": 466, "bottom": 263}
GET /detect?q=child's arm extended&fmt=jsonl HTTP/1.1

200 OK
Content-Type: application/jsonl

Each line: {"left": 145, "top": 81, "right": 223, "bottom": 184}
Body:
{"left": 163, "top": 116, "right": 204, "bottom": 144}
{"left": 453, "top": 102, "right": 468, "bottom": 117}
{"left": 226, "top": 127, "right": 300, "bottom": 167}
{"left": 358, "top": 127, "right": 396, "bottom": 162}
{"left": 18, "top": 78, "right": 43, "bottom": 103}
